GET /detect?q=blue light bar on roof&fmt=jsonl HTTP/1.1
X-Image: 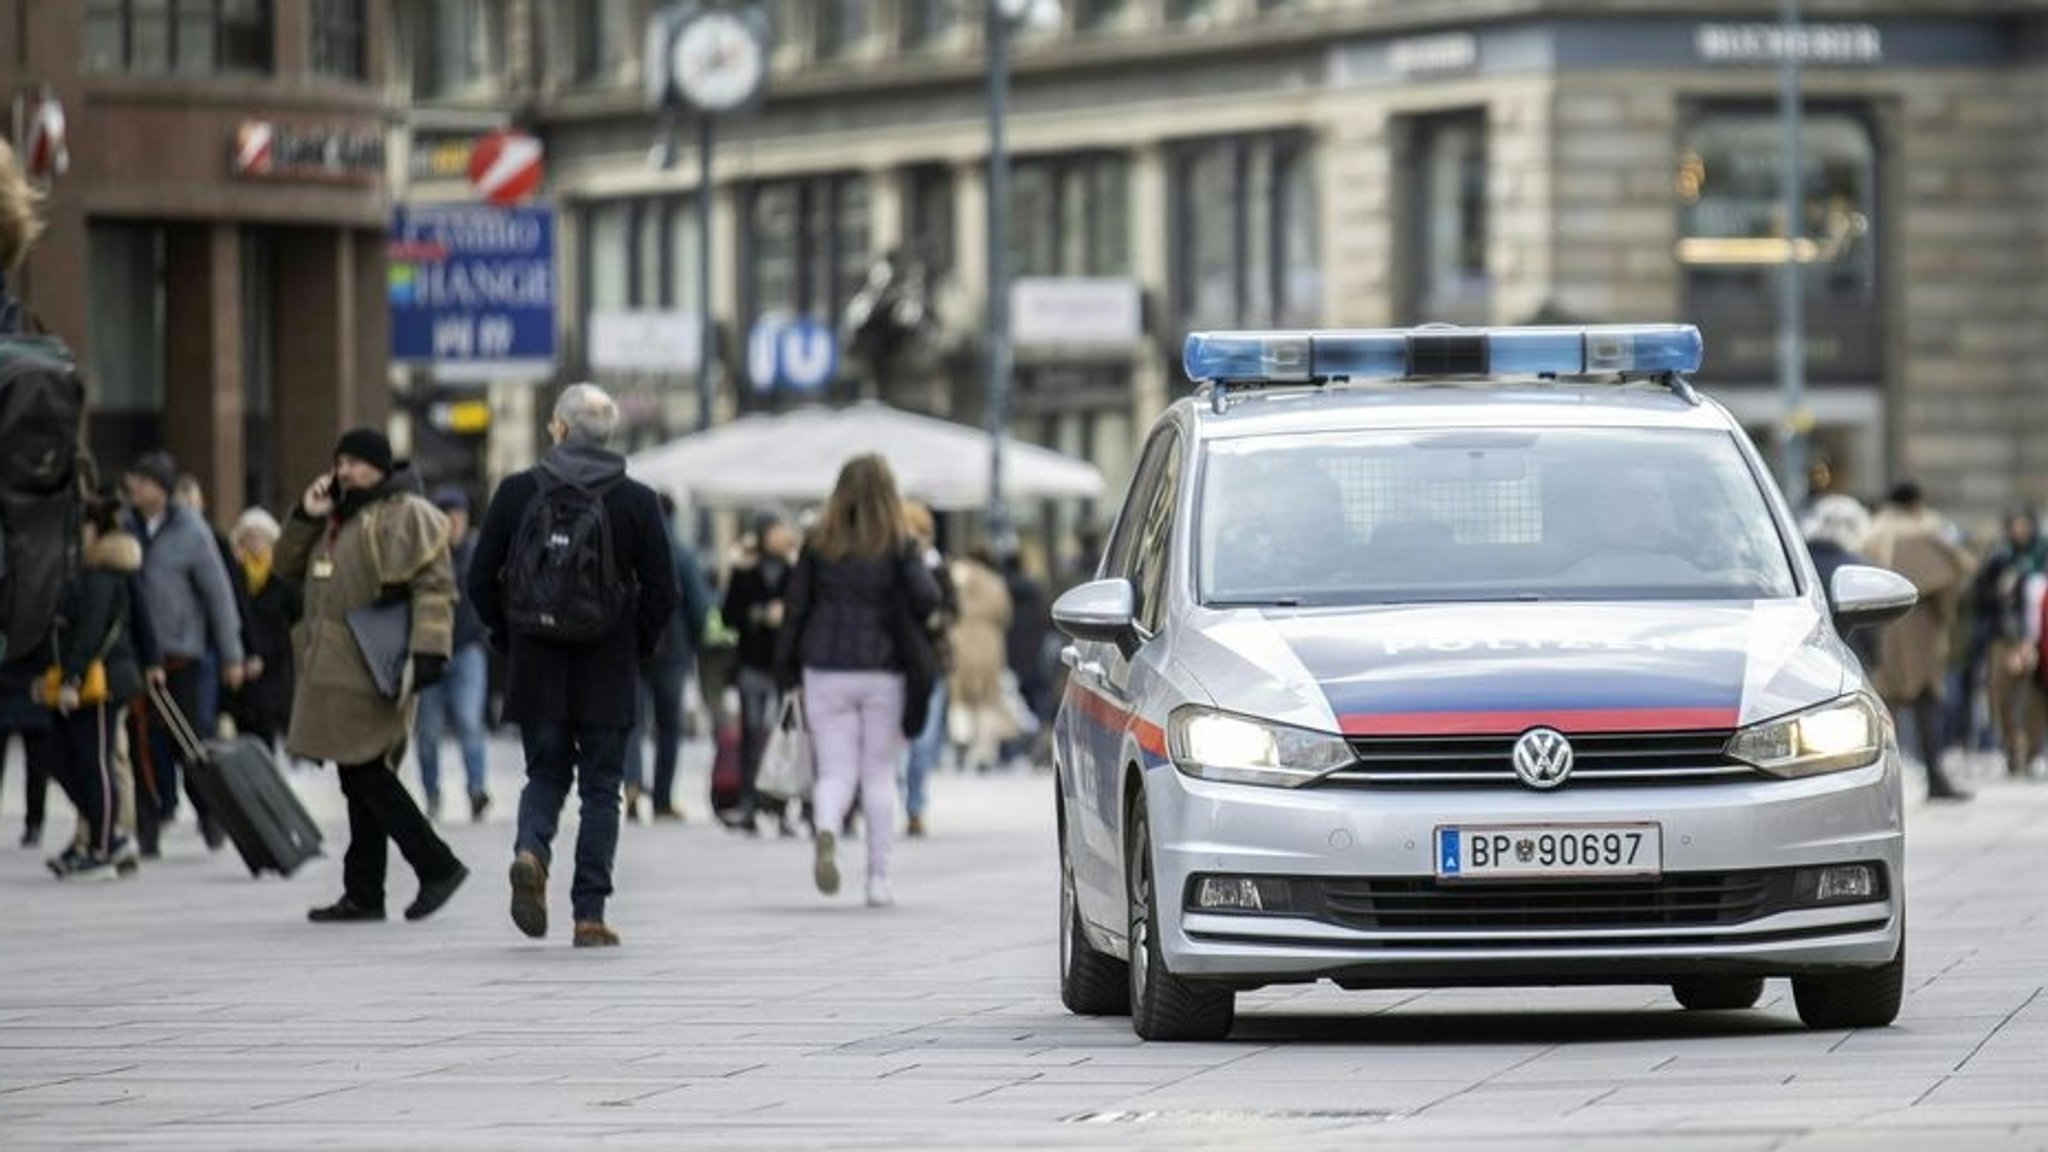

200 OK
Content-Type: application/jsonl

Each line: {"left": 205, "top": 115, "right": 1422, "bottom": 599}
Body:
{"left": 1182, "top": 324, "right": 1704, "bottom": 383}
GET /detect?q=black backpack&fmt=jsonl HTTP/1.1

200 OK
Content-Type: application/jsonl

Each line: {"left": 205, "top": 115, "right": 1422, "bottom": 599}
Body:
{"left": 0, "top": 334, "right": 85, "bottom": 665}
{"left": 502, "top": 463, "right": 625, "bottom": 642}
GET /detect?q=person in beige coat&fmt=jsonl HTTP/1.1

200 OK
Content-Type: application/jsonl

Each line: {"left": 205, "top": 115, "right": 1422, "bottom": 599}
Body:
{"left": 947, "top": 548, "right": 1016, "bottom": 773}
{"left": 1863, "top": 480, "right": 1979, "bottom": 801}
{"left": 277, "top": 428, "right": 468, "bottom": 922}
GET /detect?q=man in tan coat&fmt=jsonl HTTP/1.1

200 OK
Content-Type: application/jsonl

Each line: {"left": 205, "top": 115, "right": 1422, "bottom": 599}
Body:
{"left": 1864, "top": 480, "right": 1979, "bottom": 801}
{"left": 277, "top": 428, "right": 469, "bottom": 921}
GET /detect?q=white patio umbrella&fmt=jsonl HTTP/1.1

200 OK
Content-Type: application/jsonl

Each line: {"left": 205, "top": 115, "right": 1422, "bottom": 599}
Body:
{"left": 626, "top": 401, "right": 1105, "bottom": 511}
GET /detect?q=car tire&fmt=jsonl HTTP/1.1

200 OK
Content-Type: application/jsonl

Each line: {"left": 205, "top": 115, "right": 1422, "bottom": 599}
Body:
{"left": 1126, "top": 801, "right": 1234, "bottom": 1042}
{"left": 1060, "top": 824, "right": 1131, "bottom": 1017}
{"left": 1670, "top": 976, "right": 1765, "bottom": 1011}
{"left": 1792, "top": 923, "right": 1905, "bottom": 1030}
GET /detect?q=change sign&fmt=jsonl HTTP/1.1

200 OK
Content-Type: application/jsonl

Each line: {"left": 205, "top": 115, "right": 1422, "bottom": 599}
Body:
{"left": 389, "top": 204, "right": 556, "bottom": 381}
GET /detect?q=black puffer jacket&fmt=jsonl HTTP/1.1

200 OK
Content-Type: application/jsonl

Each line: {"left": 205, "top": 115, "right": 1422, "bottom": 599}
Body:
{"left": 776, "top": 541, "right": 940, "bottom": 689}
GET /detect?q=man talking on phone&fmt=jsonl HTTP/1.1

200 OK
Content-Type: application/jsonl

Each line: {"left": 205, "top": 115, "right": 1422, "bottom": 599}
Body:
{"left": 276, "top": 428, "right": 468, "bottom": 923}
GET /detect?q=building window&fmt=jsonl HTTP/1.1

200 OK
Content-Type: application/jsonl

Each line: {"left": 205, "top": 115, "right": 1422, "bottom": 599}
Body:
{"left": 1406, "top": 111, "right": 1490, "bottom": 325}
{"left": 1171, "top": 134, "right": 1319, "bottom": 333}
{"left": 817, "top": 0, "right": 869, "bottom": 58}
{"left": 902, "top": 0, "right": 960, "bottom": 47}
{"left": 309, "top": 0, "right": 365, "bottom": 79}
{"left": 1165, "top": 0, "right": 1214, "bottom": 24}
{"left": 84, "top": 0, "right": 272, "bottom": 75}
{"left": 1010, "top": 154, "right": 1131, "bottom": 278}
{"left": 906, "top": 166, "right": 956, "bottom": 281}
{"left": 416, "top": 0, "right": 502, "bottom": 98}
{"left": 576, "top": 0, "right": 634, "bottom": 83}
{"left": 742, "top": 175, "right": 872, "bottom": 378}
{"left": 1075, "top": 0, "right": 1127, "bottom": 31}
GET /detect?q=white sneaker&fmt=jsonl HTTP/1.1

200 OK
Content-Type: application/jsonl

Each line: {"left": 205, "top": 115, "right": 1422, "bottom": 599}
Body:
{"left": 865, "top": 875, "right": 894, "bottom": 908}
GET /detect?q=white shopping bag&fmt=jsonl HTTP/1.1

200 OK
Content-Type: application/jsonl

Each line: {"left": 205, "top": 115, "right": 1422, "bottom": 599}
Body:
{"left": 756, "top": 693, "right": 816, "bottom": 801}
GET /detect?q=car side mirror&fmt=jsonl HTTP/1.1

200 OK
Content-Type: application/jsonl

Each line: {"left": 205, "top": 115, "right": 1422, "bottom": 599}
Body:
{"left": 1052, "top": 578, "right": 1140, "bottom": 659}
{"left": 1830, "top": 565, "right": 1917, "bottom": 632}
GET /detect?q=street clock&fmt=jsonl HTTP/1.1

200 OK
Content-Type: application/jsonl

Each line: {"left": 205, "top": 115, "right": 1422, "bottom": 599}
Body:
{"left": 671, "top": 7, "right": 768, "bottom": 114}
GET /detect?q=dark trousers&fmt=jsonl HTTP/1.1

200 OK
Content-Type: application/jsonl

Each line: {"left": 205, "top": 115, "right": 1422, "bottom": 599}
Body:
{"left": 1899, "top": 690, "right": 1962, "bottom": 794}
{"left": 137, "top": 660, "right": 212, "bottom": 846}
{"left": 48, "top": 704, "right": 120, "bottom": 854}
{"left": 638, "top": 659, "right": 687, "bottom": 811}
{"left": 338, "top": 761, "right": 462, "bottom": 909}
{"left": 515, "top": 722, "right": 627, "bottom": 923}
{"left": 736, "top": 668, "right": 784, "bottom": 819}
{"left": 1, "top": 728, "right": 52, "bottom": 833}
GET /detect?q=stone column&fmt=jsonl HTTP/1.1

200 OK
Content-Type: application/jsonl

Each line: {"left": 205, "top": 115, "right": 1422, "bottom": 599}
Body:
{"left": 162, "top": 223, "right": 245, "bottom": 528}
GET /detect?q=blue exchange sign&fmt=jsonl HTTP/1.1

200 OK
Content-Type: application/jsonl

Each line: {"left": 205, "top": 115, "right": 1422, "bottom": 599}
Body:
{"left": 390, "top": 204, "right": 556, "bottom": 378}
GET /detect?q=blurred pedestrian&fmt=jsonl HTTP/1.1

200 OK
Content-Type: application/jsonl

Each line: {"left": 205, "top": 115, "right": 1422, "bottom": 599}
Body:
{"left": 279, "top": 428, "right": 467, "bottom": 923}
{"left": 414, "top": 486, "right": 492, "bottom": 823}
{"left": 722, "top": 512, "right": 800, "bottom": 834}
{"left": 470, "top": 384, "right": 678, "bottom": 948}
{"left": 1800, "top": 494, "right": 1879, "bottom": 668}
{"left": 776, "top": 455, "right": 940, "bottom": 907}
{"left": 174, "top": 474, "right": 257, "bottom": 742}
{"left": 122, "top": 451, "right": 245, "bottom": 855}
{"left": 1864, "top": 481, "right": 1980, "bottom": 801}
{"left": 225, "top": 508, "right": 300, "bottom": 751}
{"left": 0, "top": 689, "right": 51, "bottom": 848}
{"left": 622, "top": 492, "right": 712, "bottom": 823}
{"left": 898, "top": 501, "right": 956, "bottom": 837}
{"left": 999, "top": 544, "right": 1050, "bottom": 767}
{"left": 39, "top": 497, "right": 156, "bottom": 880}
{"left": 947, "top": 547, "right": 1016, "bottom": 774}
{"left": 1973, "top": 508, "right": 2048, "bottom": 777}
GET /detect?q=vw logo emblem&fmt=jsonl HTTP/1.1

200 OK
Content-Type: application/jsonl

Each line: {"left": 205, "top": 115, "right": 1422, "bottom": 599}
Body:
{"left": 1512, "top": 728, "right": 1574, "bottom": 790}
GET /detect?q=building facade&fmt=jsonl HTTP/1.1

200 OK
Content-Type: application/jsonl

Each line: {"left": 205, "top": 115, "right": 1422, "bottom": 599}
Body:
{"left": 2, "top": 0, "right": 397, "bottom": 521}
{"left": 403, "top": 0, "right": 2045, "bottom": 556}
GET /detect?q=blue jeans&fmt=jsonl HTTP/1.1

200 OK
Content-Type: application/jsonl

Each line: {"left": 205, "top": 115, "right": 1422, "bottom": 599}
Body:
{"left": 415, "top": 644, "right": 490, "bottom": 804}
{"left": 515, "top": 721, "right": 628, "bottom": 923}
{"left": 623, "top": 657, "right": 687, "bottom": 808}
{"left": 902, "top": 680, "right": 947, "bottom": 820}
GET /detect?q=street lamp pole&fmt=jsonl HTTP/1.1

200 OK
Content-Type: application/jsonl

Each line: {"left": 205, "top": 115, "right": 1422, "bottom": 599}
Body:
{"left": 1778, "top": 0, "right": 1808, "bottom": 508}
{"left": 984, "top": 1, "right": 1014, "bottom": 546}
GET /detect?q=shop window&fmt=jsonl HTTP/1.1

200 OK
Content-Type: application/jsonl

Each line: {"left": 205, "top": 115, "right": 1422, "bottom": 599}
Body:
{"left": 1010, "top": 154, "right": 1131, "bottom": 279}
{"left": 1171, "top": 134, "right": 1320, "bottom": 332}
{"left": 1405, "top": 110, "right": 1490, "bottom": 326}
{"left": 87, "top": 223, "right": 168, "bottom": 470}
{"left": 310, "top": 0, "right": 366, "bottom": 80}
{"left": 584, "top": 201, "right": 633, "bottom": 320}
{"left": 575, "top": 0, "right": 634, "bottom": 83}
{"left": 906, "top": 166, "right": 956, "bottom": 281}
{"left": 85, "top": 0, "right": 273, "bottom": 74}
{"left": 741, "top": 175, "right": 872, "bottom": 391}
{"left": 1678, "top": 105, "right": 1880, "bottom": 382}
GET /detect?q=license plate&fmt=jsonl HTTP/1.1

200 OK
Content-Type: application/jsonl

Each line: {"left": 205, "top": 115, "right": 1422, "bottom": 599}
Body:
{"left": 1436, "top": 824, "right": 1662, "bottom": 880}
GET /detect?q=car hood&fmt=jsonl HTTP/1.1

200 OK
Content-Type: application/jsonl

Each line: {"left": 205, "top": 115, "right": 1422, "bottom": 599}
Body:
{"left": 1178, "top": 601, "right": 1853, "bottom": 736}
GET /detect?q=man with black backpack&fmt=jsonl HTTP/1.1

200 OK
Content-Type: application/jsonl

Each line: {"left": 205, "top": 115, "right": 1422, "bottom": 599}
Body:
{"left": 469, "top": 383, "right": 678, "bottom": 948}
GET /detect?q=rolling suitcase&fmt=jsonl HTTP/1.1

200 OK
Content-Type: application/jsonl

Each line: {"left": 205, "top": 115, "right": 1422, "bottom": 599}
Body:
{"left": 151, "top": 681, "right": 322, "bottom": 877}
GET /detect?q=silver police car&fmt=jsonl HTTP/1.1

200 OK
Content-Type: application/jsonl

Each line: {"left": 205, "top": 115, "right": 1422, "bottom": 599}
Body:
{"left": 1051, "top": 324, "right": 1918, "bottom": 1041}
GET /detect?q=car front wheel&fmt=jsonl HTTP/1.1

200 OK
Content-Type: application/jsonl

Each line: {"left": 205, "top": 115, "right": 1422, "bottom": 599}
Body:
{"left": 1126, "top": 800, "right": 1234, "bottom": 1041}
{"left": 1793, "top": 923, "right": 1905, "bottom": 1029}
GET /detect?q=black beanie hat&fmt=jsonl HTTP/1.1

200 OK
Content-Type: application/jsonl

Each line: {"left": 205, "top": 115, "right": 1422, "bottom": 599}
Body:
{"left": 334, "top": 427, "right": 394, "bottom": 475}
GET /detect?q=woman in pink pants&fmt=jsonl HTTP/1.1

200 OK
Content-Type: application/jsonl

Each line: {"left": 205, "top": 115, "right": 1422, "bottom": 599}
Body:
{"left": 776, "top": 456, "right": 941, "bottom": 907}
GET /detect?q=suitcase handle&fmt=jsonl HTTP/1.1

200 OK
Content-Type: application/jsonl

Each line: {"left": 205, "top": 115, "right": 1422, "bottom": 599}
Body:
{"left": 148, "top": 679, "right": 208, "bottom": 765}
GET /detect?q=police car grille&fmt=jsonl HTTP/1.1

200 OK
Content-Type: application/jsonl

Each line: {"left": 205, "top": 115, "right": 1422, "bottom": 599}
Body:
{"left": 1328, "top": 731, "right": 1749, "bottom": 787}
{"left": 1316, "top": 871, "right": 1787, "bottom": 931}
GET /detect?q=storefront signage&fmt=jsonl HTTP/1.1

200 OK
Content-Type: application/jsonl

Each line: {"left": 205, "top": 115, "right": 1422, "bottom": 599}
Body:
{"left": 409, "top": 134, "right": 478, "bottom": 182}
{"left": 389, "top": 203, "right": 556, "bottom": 381}
{"left": 1695, "top": 23, "right": 1883, "bottom": 65}
{"left": 231, "top": 120, "right": 385, "bottom": 183}
{"left": 589, "top": 309, "right": 702, "bottom": 374}
{"left": 1388, "top": 33, "right": 1479, "bottom": 76}
{"left": 1011, "top": 278, "right": 1143, "bottom": 348}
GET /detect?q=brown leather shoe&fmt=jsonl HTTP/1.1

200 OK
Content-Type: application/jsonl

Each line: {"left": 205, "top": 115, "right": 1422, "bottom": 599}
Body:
{"left": 573, "top": 920, "right": 620, "bottom": 948}
{"left": 509, "top": 851, "right": 548, "bottom": 938}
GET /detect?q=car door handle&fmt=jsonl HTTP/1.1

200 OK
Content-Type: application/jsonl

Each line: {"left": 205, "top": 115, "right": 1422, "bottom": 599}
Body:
{"left": 1062, "top": 645, "right": 1107, "bottom": 682}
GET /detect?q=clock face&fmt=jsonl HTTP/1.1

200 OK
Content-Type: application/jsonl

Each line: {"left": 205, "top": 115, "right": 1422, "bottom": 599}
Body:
{"left": 673, "top": 11, "right": 766, "bottom": 114}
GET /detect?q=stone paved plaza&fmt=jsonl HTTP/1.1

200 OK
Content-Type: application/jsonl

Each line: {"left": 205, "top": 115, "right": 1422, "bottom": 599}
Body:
{"left": 3, "top": 740, "right": 2047, "bottom": 1150}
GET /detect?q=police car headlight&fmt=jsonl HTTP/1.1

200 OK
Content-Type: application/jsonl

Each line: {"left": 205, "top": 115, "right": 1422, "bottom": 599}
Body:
{"left": 1168, "top": 708, "right": 1354, "bottom": 788}
{"left": 1727, "top": 695, "right": 1883, "bottom": 778}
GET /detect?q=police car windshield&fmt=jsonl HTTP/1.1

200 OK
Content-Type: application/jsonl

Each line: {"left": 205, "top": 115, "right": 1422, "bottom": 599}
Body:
{"left": 1198, "top": 427, "right": 1798, "bottom": 607}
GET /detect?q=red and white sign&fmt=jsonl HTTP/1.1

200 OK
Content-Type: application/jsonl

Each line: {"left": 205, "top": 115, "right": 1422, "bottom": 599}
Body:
{"left": 467, "top": 130, "right": 544, "bottom": 207}
{"left": 23, "top": 96, "right": 68, "bottom": 182}
{"left": 232, "top": 120, "right": 274, "bottom": 176}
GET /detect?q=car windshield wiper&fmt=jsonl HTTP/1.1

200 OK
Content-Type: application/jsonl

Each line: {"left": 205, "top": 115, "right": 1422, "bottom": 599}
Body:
{"left": 1379, "top": 593, "right": 1547, "bottom": 605}
{"left": 1207, "top": 597, "right": 1304, "bottom": 608}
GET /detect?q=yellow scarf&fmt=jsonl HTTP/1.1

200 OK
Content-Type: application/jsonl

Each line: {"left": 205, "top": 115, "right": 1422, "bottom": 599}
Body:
{"left": 242, "top": 553, "right": 272, "bottom": 596}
